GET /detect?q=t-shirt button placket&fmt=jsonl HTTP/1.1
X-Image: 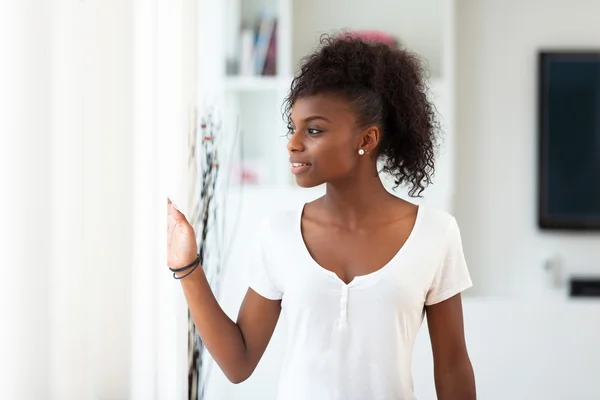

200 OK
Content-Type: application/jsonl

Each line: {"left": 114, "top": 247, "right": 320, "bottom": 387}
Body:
{"left": 340, "top": 284, "right": 349, "bottom": 324}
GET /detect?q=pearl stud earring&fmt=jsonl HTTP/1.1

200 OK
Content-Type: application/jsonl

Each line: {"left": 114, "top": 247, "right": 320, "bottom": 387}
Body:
{"left": 358, "top": 149, "right": 365, "bottom": 155}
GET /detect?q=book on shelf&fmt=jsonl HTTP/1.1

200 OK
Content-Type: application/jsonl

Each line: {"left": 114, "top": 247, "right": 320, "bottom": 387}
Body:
{"left": 262, "top": 19, "right": 277, "bottom": 76}
{"left": 239, "top": 28, "right": 255, "bottom": 76}
{"left": 238, "top": 11, "right": 277, "bottom": 77}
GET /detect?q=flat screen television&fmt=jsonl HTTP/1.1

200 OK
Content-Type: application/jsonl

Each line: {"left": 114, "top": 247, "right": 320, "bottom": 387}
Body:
{"left": 538, "top": 51, "right": 600, "bottom": 230}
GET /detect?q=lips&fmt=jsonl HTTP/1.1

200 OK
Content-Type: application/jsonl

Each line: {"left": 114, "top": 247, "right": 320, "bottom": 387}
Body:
{"left": 289, "top": 160, "right": 312, "bottom": 175}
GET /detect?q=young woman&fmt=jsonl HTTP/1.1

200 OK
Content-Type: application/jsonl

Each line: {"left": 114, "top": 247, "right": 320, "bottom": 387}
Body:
{"left": 167, "top": 34, "right": 476, "bottom": 399}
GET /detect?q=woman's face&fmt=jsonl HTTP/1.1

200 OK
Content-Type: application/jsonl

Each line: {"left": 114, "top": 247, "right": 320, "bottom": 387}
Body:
{"left": 287, "top": 94, "right": 368, "bottom": 188}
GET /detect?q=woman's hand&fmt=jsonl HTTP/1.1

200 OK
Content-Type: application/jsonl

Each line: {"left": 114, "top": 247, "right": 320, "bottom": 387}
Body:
{"left": 167, "top": 198, "right": 198, "bottom": 269}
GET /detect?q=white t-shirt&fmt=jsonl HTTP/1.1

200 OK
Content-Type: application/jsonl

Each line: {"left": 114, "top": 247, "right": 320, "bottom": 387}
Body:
{"left": 247, "top": 203, "right": 472, "bottom": 400}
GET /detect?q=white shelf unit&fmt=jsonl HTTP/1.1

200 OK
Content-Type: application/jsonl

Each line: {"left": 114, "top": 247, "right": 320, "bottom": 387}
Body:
{"left": 202, "top": 0, "right": 456, "bottom": 206}
{"left": 216, "top": 0, "right": 293, "bottom": 187}
{"left": 223, "top": 0, "right": 292, "bottom": 80}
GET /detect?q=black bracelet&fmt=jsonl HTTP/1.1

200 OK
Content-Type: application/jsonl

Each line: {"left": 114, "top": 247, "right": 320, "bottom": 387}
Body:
{"left": 172, "top": 260, "right": 201, "bottom": 280}
{"left": 169, "top": 254, "right": 200, "bottom": 273}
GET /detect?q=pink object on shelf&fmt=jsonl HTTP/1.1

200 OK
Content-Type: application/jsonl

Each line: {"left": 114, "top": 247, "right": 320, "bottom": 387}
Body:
{"left": 341, "top": 30, "right": 398, "bottom": 48}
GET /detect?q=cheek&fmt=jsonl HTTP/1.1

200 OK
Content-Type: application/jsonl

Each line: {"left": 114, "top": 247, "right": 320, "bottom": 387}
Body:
{"left": 314, "top": 141, "right": 356, "bottom": 173}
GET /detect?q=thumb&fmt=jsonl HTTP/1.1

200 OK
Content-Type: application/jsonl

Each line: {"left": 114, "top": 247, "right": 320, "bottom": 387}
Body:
{"left": 168, "top": 198, "right": 186, "bottom": 221}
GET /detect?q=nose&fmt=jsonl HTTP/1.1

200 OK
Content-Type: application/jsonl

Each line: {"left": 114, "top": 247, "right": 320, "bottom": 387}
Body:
{"left": 286, "top": 130, "right": 304, "bottom": 153}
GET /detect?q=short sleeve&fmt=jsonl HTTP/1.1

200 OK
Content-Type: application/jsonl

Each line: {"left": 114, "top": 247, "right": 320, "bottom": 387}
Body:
{"left": 245, "top": 220, "right": 283, "bottom": 300}
{"left": 425, "top": 217, "right": 472, "bottom": 306}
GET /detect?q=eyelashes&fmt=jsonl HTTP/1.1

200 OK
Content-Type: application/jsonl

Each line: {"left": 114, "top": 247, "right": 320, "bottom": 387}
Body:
{"left": 286, "top": 125, "right": 323, "bottom": 138}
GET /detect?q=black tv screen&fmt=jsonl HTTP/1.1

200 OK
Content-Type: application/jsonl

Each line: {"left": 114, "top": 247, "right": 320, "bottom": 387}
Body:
{"left": 538, "top": 51, "right": 600, "bottom": 230}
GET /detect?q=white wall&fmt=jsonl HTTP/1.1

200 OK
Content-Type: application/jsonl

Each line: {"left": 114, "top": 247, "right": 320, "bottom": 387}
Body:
{"left": 292, "top": 0, "right": 444, "bottom": 77}
{"left": 453, "top": 2, "right": 600, "bottom": 397}
{"left": 412, "top": 299, "right": 600, "bottom": 400}
{"left": 455, "top": 0, "right": 600, "bottom": 297}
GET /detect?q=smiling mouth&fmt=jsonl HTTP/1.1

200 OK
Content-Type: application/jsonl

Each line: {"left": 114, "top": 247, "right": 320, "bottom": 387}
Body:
{"left": 290, "top": 162, "right": 311, "bottom": 175}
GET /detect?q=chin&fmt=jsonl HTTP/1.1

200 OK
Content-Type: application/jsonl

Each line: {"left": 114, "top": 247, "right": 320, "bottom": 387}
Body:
{"left": 294, "top": 175, "right": 325, "bottom": 188}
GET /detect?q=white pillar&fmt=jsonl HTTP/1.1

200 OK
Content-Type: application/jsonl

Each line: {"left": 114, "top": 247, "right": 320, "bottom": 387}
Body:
{"left": 131, "top": 0, "right": 194, "bottom": 398}
{"left": 0, "top": 1, "right": 52, "bottom": 398}
{"left": 130, "top": 0, "right": 159, "bottom": 397}
{"left": 156, "top": 0, "right": 193, "bottom": 398}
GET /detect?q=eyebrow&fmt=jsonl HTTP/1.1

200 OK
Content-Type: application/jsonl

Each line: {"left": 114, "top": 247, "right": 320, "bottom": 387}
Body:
{"left": 303, "top": 115, "right": 332, "bottom": 123}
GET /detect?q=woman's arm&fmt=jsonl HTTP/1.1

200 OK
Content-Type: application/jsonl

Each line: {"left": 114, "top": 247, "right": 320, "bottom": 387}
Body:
{"left": 179, "top": 269, "right": 281, "bottom": 384}
{"left": 426, "top": 293, "right": 476, "bottom": 399}
{"left": 168, "top": 199, "right": 280, "bottom": 384}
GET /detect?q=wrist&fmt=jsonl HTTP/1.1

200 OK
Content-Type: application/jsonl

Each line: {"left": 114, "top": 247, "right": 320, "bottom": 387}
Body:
{"left": 172, "top": 257, "right": 197, "bottom": 269}
{"left": 169, "top": 254, "right": 201, "bottom": 279}
{"left": 174, "top": 264, "right": 203, "bottom": 280}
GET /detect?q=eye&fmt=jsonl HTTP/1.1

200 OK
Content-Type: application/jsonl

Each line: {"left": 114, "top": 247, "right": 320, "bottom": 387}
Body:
{"left": 307, "top": 127, "right": 322, "bottom": 135}
{"left": 286, "top": 124, "right": 296, "bottom": 138}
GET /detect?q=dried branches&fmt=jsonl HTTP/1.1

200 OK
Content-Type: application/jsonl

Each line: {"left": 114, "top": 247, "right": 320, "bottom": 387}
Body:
{"left": 187, "top": 108, "right": 242, "bottom": 400}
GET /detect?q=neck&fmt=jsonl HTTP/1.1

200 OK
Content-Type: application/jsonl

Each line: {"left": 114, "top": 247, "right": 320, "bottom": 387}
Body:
{"left": 322, "top": 168, "right": 394, "bottom": 228}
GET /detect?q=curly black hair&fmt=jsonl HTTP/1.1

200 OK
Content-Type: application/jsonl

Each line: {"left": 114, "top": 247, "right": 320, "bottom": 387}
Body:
{"left": 283, "top": 33, "right": 440, "bottom": 197}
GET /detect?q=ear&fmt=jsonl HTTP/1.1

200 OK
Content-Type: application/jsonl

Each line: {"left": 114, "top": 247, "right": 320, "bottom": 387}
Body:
{"left": 359, "top": 125, "right": 380, "bottom": 154}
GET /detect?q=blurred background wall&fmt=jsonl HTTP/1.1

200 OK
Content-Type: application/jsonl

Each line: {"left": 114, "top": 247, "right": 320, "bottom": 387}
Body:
{"left": 1, "top": 0, "right": 599, "bottom": 399}
{"left": 455, "top": 0, "right": 600, "bottom": 297}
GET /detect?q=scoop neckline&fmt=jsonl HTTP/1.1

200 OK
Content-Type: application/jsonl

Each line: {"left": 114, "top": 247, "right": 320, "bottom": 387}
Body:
{"left": 296, "top": 201, "right": 423, "bottom": 287}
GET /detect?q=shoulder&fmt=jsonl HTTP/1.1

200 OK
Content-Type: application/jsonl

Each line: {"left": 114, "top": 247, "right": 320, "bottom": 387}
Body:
{"left": 417, "top": 206, "right": 459, "bottom": 238}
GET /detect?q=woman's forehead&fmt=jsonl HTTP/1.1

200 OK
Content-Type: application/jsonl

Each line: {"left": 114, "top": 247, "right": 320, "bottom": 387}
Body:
{"left": 291, "top": 94, "right": 354, "bottom": 121}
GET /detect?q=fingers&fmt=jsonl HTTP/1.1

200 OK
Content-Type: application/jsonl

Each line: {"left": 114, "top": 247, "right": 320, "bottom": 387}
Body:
{"left": 167, "top": 197, "right": 187, "bottom": 222}
{"left": 167, "top": 197, "right": 179, "bottom": 213}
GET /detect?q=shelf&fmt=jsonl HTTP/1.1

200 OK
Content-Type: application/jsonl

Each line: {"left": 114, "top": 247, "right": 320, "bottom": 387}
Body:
{"left": 224, "top": 75, "right": 291, "bottom": 92}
